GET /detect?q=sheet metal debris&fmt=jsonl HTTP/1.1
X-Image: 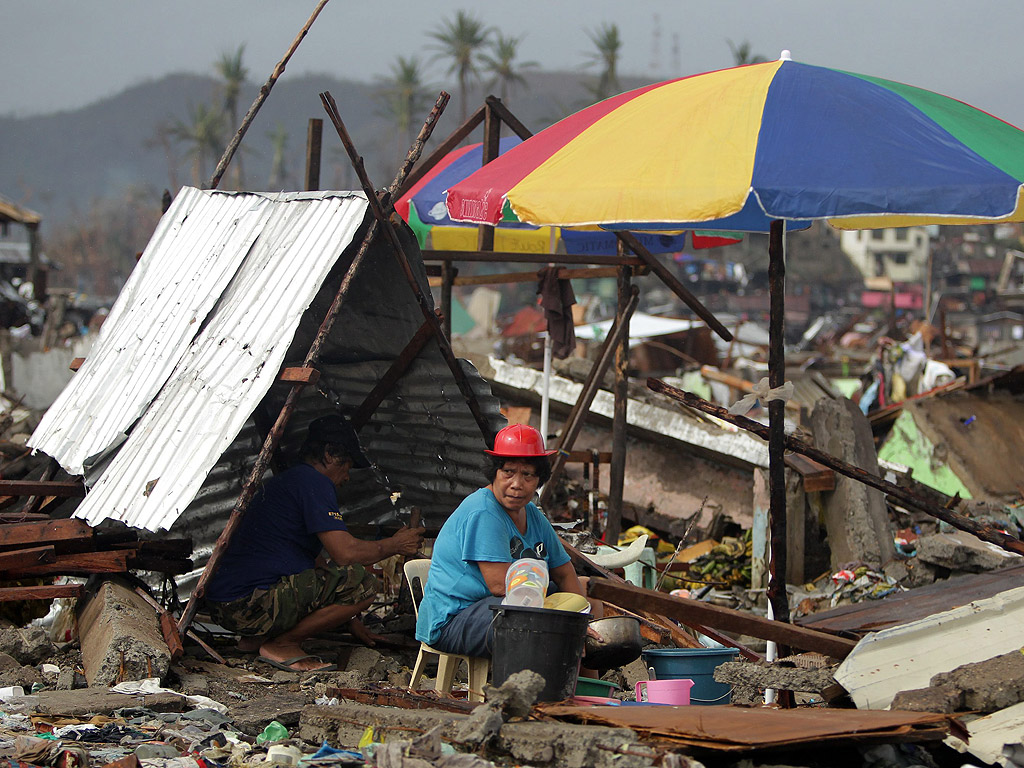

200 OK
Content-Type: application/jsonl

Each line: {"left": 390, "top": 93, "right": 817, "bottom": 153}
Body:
{"left": 31, "top": 188, "right": 369, "bottom": 530}
{"left": 535, "top": 703, "right": 958, "bottom": 751}
{"left": 834, "top": 584, "right": 1024, "bottom": 709}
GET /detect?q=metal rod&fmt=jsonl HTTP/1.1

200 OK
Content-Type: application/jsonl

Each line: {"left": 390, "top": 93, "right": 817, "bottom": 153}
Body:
{"left": 178, "top": 90, "right": 450, "bottom": 634}
{"left": 767, "top": 220, "right": 790, "bottom": 632}
{"left": 538, "top": 288, "right": 639, "bottom": 509}
{"left": 645, "top": 378, "right": 1024, "bottom": 557}
{"left": 606, "top": 262, "right": 631, "bottom": 544}
{"left": 206, "top": 0, "right": 332, "bottom": 190}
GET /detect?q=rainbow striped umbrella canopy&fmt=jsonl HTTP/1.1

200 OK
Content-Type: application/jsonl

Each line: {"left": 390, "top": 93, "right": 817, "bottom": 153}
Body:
{"left": 446, "top": 54, "right": 1024, "bottom": 232}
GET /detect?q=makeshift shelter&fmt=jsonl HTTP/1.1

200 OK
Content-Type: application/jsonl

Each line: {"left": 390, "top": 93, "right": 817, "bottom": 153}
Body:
{"left": 28, "top": 187, "right": 505, "bottom": 591}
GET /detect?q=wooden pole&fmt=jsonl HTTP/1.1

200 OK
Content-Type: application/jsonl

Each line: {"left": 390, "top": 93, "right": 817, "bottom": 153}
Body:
{"left": 207, "top": 0, "right": 332, "bottom": 190}
{"left": 614, "top": 232, "right": 733, "bottom": 342}
{"left": 178, "top": 91, "right": 451, "bottom": 634}
{"left": 606, "top": 261, "right": 631, "bottom": 544}
{"left": 646, "top": 378, "right": 1024, "bottom": 557}
{"left": 305, "top": 118, "right": 323, "bottom": 191}
{"left": 538, "top": 288, "right": 639, "bottom": 509}
{"left": 320, "top": 91, "right": 496, "bottom": 445}
{"left": 440, "top": 262, "right": 455, "bottom": 340}
{"left": 477, "top": 100, "right": 500, "bottom": 253}
{"left": 394, "top": 104, "right": 487, "bottom": 199}
{"left": 766, "top": 220, "right": 790, "bottom": 629}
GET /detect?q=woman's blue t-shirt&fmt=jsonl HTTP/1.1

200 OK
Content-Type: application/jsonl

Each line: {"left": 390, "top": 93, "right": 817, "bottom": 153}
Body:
{"left": 414, "top": 487, "right": 570, "bottom": 646}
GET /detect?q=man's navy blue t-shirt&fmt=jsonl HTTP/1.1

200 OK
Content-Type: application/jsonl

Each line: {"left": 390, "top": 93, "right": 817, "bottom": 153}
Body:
{"left": 205, "top": 463, "right": 348, "bottom": 603}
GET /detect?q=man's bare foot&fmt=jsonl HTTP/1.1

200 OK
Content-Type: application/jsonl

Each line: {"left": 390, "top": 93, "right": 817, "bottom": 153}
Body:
{"left": 257, "top": 640, "right": 333, "bottom": 672}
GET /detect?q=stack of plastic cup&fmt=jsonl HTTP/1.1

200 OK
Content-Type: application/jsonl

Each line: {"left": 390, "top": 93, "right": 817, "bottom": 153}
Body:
{"left": 503, "top": 558, "right": 549, "bottom": 607}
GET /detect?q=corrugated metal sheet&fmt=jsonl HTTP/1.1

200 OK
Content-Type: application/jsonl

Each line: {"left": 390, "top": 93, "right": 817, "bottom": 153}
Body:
{"left": 32, "top": 188, "right": 370, "bottom": 529}
{"left": 34, "top": 185, "right": 505, "bottom": 545}
{"left": 30, "top": 187, "right": 295, "bottom": 475}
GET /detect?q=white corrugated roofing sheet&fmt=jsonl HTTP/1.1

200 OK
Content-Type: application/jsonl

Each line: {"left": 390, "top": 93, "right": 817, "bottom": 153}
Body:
{"left": 30, "top": 187, "right": 369, "bottom": 531}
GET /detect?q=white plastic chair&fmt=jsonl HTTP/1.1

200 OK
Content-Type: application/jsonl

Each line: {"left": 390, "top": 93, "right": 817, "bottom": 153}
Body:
{"left": 404, "top": 558, "right": 490, "bottom": 702}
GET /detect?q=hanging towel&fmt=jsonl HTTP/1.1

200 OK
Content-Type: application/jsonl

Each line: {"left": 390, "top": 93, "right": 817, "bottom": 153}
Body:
{"left": 537, "top": 266, "right": 577, "bottom": 359}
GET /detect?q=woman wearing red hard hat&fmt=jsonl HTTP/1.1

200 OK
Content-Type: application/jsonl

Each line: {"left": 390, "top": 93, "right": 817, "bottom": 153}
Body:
{"left": 415, "top": 424, "right": 591, "bottom": 658}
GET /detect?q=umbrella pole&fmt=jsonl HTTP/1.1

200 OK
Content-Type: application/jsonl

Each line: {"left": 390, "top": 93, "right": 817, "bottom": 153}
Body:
{"left": 540, "top": 331, "right": 552, "bottom": 441}
{"left": 767, "top": 220, "right": 791, "bottom": 630}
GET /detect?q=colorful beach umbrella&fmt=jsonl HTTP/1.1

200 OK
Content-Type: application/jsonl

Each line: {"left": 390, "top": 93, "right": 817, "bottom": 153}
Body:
{"left": 445, "top": 52, "right": 1024, "bottom": 635}
{"left": 396, "top": 136, "right": 692, "bottom": 255}
{"left": 446, "top": 53, "right": 1024, "bottom": 232}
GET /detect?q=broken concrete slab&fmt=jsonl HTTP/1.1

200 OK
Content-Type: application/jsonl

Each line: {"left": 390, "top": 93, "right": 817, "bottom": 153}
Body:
{"left": 809, "top": 398, "right": 893, "bottom": 570}
{"left": 916, "top": 530, "right": 1023, "bottom": 573}
{"left": 228, "top": 690, "right": 313, "bottom": 736}
{"left": 455, "top": 670, "right": 545, "bottom": 747}
{"left": 834, "top": 584, "right": 1024, "bottom": 709}
{"left": 713, "top": 661, "right": 837, "bottom": 694}
{"left": 891, "top": 685, "right": 962, "bottom": 714}
{"left": 0, "top": 626, "right": 55, "bottom": 665}
{"left": 77, "top": 577, "right": 170, "bottom": 687}
{"left": 24, "top": 686, "right": 185, "bottom": 716}
{"left": 300, "top": 701, "right": 657, "bottom": 768}
{"left": 932, "top": 649, "right": 1024, "bottom": 712}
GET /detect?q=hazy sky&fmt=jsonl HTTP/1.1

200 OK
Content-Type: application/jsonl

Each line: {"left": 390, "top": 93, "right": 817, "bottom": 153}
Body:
{"left": 4, "top": 1, "right": 1024, "bottom": 128}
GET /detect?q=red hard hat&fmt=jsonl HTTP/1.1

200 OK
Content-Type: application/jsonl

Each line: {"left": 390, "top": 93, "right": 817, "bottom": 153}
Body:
{"left": 485, "top": 424, "right": 556, "bottom": 457}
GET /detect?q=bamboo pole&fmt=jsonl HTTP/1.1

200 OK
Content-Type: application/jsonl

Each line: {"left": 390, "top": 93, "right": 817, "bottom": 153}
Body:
{"left": 207, "top": 0, "right": 332, "bottom": 190}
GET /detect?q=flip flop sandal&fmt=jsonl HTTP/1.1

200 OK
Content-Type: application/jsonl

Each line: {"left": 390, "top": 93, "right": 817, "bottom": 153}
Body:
{"left": 256, "top": 655, "right": 338, "bottom": 672}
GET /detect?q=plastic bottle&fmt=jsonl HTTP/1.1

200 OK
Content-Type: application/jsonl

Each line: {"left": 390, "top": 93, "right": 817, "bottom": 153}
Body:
{"left": 502, "top": 558, "right": 548, "bottom": 606}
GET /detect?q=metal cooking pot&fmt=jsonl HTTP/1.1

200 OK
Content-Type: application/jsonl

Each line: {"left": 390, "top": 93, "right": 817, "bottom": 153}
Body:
{"left": 584, "top": 616, "right": 643, "bottom": 669}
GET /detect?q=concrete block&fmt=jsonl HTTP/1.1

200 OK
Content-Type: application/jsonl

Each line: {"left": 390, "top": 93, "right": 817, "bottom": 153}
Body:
{"left": 916, "top": 530, "right": 1022, "bottom": 573}
{"left": 76, "top": 578, "right": 170, "bottom": 687}
{"left": 0, "top": 626, "right": 55, "bottom": 665}
{"left": 713, "top": 660, "right": 838, "bottom": 694}
{"left": 810, "top": 398, "right": 892, "bottom": 570}
{"left": 933, "top": 650, "right": 1024, "bottom": 712}
{"left": 890, "top": 685, "right": 962, "bottom": 713}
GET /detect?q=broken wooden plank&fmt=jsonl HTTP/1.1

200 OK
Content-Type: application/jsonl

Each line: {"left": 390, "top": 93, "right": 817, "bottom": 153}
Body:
{"left": 0, "top": 518, "right": 93, "bottom": 550}
{"left": 0, "top": 584, "right": 84, "bottom": 601}
{"left": 160, "top": 612, "right": 184, "bottom": 663}
{"left": 785, "top": 453, "right": 836, "bottom": 493}
{"left": 0, "top": 481, "right": 85, "bottom": 498}
{"left": 127, "top": 555, "right": 194, "bottom": 574}
{"left": 278, "top": 366, "right": 320, "bottom": 385}
{"left": 5, "top": 550, "right": 131, "bottom": 578}
{"left": 588, "top": 579, "right": 858, "bottom": 659}
{"left": 0, "top": 545, "right": 56, "bottom": 571}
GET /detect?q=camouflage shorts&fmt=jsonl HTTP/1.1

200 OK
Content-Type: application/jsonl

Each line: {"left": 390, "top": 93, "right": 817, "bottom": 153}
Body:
{"left": 207, "top": 563, "right": 379, "bottom": 637}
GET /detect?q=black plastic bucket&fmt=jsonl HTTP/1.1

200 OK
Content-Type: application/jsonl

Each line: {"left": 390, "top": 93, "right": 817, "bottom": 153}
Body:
{"left": 490, "top": 604, "right": 589, "bottom": 701}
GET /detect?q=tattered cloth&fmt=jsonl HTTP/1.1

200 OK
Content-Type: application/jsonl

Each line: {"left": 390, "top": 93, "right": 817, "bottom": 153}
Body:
{"left": 536, "top": 266, "right": 576, "bottom": 359}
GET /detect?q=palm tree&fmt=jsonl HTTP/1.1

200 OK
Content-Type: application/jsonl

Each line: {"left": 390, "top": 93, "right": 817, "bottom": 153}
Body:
{"left": 727, "top": 40, "right": 767, "bottom": 66}
{"left": 215, "top": 45, "right": 249, "bottom": 189}
{"left": 267, "top": 123, "right": 289, "bottom": 189}
{"left": 170, "top": 104, "right": 225, "bottom": 186}
{"left": 480, "top": 33, "right": 538, "bottom": 102}
{"left": 428, "top": 10, "right": 492, "bottom": 122}
{"left": 375, "top": 56, "right": 432, "bottom": 161}
{"left": 584, "top": 23, "right": 622, "bottom": 102}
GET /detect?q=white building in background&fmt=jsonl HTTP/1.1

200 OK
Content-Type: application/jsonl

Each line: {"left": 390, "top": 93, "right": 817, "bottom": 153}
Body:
{"left": 839, "top": 227, "right": 931, "bottom": 283}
